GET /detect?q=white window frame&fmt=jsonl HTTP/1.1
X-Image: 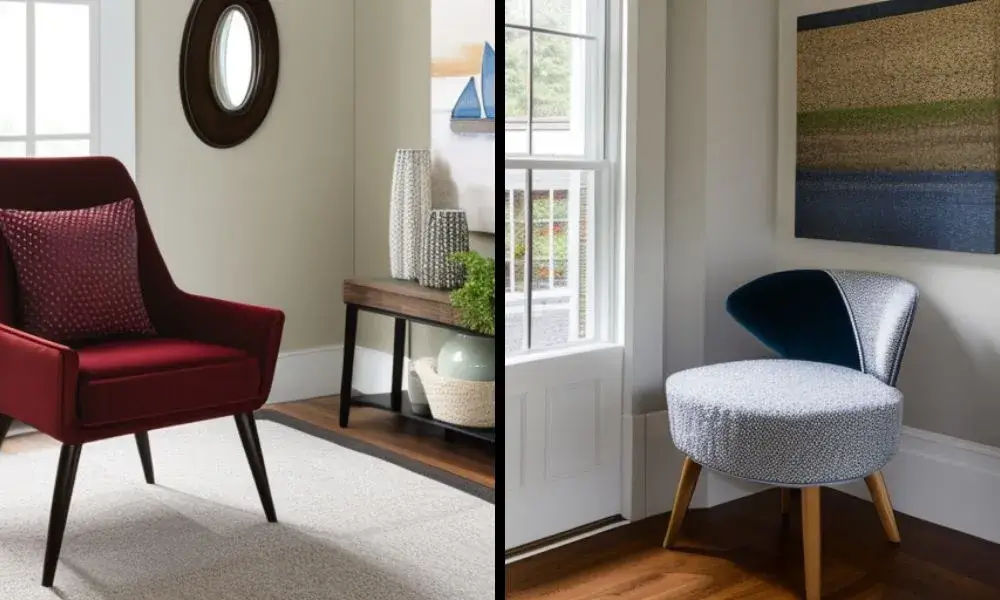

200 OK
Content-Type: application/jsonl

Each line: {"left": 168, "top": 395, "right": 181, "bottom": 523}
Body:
{"left": 0, "top": 0, "right": 135, "bottom": 174}
{"left": 504, "top": 0, "right": 623, "bottom": 357}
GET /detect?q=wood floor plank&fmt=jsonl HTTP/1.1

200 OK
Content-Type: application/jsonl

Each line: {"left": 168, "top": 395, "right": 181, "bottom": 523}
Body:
{"left": 506, "top": 488, "right": 1000, "bottom": 599}
{"left": 264, "top": 396, "right": 495, "bottom": 489}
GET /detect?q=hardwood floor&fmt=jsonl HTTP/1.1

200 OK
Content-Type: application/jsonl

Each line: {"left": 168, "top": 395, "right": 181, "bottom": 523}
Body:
{"left": 263, "top": 395, "right": 495, "bottom": 489}
{"left": 507, "top": 488, "right": 1000, "bottom": 599}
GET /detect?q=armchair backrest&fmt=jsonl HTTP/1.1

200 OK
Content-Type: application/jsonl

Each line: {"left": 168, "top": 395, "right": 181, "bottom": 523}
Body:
{"left": 726, "top": 269, "right": 919, "bottom": 386}
{"left": 0, "top": 157, "right": 178, "bottom": 329}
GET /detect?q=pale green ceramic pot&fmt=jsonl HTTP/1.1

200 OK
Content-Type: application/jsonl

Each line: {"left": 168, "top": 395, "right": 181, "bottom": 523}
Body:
{"left": 437, "top": 334, "right": 495, "bottom": 382}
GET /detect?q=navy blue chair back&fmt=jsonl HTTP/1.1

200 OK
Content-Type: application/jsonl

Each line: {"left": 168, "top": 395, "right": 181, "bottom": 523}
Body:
{"left": 726, "top": 270, "right": 919, "bottom": 386}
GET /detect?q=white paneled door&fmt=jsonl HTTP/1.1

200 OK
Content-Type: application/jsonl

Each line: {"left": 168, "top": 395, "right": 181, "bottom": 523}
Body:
{"left": 504, "top": 345, "right": 624, "bottom": 550}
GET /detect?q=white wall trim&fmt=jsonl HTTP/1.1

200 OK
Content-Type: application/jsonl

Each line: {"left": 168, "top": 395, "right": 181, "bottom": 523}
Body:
{"left": 645, "top": 409, "right": 1000, "bottom": 546}
{"left": 622, "top": 413, "right": 646, "bottom": 520}
{"left": 834, "top": 426, "right": 1000, "bottom": 546}
{"left": 644, "top": 410, "right": 692, "bottom": 514}
{"left": 268, "top": 345, "right": 344, "bottom": 404}
{"left": 269, "top": 344, "right": 412, "bottom": 404}
{"left": 352, "top": 346, "right": 411, "bottom": 395}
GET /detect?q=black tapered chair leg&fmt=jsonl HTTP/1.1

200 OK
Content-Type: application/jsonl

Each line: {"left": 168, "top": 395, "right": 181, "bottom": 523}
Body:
{"left": 0, "top": 414, "right": 13, "bottom": 454}
{"left": 235, "top": 413, "right": 277, "bottom": 523}
{"left": 42, "top": 444, "right": 83, "bottom": 588}
{"left": 135, "top": 432, "right": 155, "bottom": 484}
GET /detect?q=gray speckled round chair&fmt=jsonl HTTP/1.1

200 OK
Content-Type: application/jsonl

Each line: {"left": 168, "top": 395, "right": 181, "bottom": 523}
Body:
{"left": 663, "top": 269, "right": 919, "bottom": 600}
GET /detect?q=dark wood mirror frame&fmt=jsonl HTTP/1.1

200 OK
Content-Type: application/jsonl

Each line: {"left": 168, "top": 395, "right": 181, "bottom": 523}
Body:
{"left": 180, "top": 0, "right": 279, "bottom": 149}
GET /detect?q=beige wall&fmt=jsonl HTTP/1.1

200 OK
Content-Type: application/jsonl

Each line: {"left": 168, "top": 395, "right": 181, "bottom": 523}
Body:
{"left": 663, "top": 0, "right": 1000, "bottom": 448}
{"left": 355, "top": 0, "right": 495, "bottom": 358}
{"left": 135, "top": 0, "right": 355, "bottom": 352}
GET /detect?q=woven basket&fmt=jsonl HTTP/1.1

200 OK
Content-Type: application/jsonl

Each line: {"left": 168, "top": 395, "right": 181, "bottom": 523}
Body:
{"left": 414, "top": 358, "right": 494, "bottom": 428}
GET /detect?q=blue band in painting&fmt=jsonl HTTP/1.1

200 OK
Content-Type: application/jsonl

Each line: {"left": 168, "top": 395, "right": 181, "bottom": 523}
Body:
{"left": 797, "top": 0, "right": 978, "bottom": 31}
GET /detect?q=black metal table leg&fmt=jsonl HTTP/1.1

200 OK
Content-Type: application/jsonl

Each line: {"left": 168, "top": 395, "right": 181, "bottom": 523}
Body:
{"left": 390, "top": 318, "right": 407, "bottom": 412}
{"left": 340, "top": 304, "right": 359, "bottom": 427}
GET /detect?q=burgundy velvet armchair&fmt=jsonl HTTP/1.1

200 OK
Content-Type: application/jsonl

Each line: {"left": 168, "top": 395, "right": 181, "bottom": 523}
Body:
{"left": 0, "top": 157, "right": 285, "bottom": 587}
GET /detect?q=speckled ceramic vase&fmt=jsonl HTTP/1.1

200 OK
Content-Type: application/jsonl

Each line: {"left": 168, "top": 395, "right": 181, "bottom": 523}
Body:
{"left": 389, "top": 149, "right": 432, "bottom": 280}
{"left": 418, "top": 209, "right": 470, "bottom": 289}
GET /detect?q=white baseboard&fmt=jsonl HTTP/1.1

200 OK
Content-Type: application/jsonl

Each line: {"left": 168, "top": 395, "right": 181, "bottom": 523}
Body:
{"left": 268, "top": 345, "right": 344, "bottom": 404}
{"left": 833, "top": 426, "right": 1000, "bottom": 546}
{"left": 644, "top": 410, "right": 690, "bottom": 514}
{"left": 644, "top": 408, "right": 1000, "bottom": 545}
{"left": 622, "top": 413, "right": 647, "bottom": 521}
{"left": 352, "top": 346, "right": 411, "bottom": 395}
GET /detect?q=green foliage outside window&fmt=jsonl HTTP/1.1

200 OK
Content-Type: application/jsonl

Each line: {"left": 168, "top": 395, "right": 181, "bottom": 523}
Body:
{"left": 505, "top": 0, "right": 573, "bottom": 119}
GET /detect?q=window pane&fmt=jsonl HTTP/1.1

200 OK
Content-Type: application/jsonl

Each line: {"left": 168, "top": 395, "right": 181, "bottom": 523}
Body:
{"left": 531, "top": 32, "right": 591, "bottom": 156}
{"left": 505, "top": 28, "right": 528, "bottom": 154}
{"left": 504, "top": 0, "right": 528, "bottom": 25}
{"left": 0, "top": 142, "right": 27, "bottom": 158}
{"left": 36, "top": 139, "right": 90, "bottom": 157}
{"left": 529, "top": 170, "right": 594, "bottom": 350}
{"left": 504, "top": 168, "right": 528, "bottom": 356}
{"left": 0, "top": 1, "right": 27, "bottom": 136}
{"left": 36, "top": 2, "right": 91, "bottom": 135}
{"left": 534, "top": 0, "right": 592, "bottom": 36}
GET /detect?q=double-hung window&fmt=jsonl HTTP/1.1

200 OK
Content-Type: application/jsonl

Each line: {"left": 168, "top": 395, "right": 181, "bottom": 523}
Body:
{"left": 504, "top": 0, "right": 616, "bottom": 356}
{"left": 0, "top": 0, "right": 135, "bottom": 171}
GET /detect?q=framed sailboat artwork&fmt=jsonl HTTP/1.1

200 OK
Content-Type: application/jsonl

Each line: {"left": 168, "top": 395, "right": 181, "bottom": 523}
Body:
{"left": 431, "top": 0, "right": 496, "bottom": 234}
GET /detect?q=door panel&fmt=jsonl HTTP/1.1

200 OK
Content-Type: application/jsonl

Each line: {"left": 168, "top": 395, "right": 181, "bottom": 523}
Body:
{"left": 504, "top": 345, "right": 623, "bottom": 550}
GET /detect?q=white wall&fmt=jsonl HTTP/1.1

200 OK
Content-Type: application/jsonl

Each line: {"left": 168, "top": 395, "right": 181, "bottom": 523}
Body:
{"left": 136, "top": 0, "right": 355, "bottom": 351}
{"left": 775, "top": 0, "right": 1000, "bottom": 449}
{"left": 353, "top": 0, "right": 494, "bottom": 363}
{"left": 654, "top": 0, "right": 1000, "bottom": 519}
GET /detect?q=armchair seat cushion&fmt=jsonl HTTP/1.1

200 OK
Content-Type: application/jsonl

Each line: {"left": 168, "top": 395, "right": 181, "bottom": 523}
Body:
{"left": 77, "top": 338, "right": 260, "bottom": 427}
{"left": 667, "top": 359, "right": 903, "bottom": 486}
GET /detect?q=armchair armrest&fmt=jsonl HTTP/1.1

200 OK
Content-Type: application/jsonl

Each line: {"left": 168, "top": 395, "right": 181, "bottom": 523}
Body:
{"left": 157, "top": 293, "right": 285, "bottom": 397}
{"left": 0, "top": 324, "right": 78, "bottom": 441}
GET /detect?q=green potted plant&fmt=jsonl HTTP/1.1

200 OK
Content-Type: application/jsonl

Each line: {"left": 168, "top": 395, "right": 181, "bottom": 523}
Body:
{"left": 437, "top": 251, "right": 495, "bottom": 382}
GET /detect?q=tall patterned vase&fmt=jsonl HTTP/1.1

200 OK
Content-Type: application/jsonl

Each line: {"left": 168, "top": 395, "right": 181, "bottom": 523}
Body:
{"left": 419, "top": 209, "right": 470, "bottom": 289}
{"left": 389, "top": 149, "right": 432, "bottom": 280}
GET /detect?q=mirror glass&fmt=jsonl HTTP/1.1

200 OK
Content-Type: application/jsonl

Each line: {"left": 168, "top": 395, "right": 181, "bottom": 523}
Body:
{"left": 210, "top": 6, "right": 256, "bottom": 112}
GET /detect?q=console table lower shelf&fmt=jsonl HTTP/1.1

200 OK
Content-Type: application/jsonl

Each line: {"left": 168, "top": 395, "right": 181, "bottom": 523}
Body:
{"left": 348, "top": 393, "right": 496, "bottom": 444}
{"left": 339, "top": 278, "right": 496, "bottom": 447}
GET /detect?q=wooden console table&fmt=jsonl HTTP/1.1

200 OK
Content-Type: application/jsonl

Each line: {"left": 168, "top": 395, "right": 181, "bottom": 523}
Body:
{"left": 339, "top": 278, "right": 495, "bottom": 445}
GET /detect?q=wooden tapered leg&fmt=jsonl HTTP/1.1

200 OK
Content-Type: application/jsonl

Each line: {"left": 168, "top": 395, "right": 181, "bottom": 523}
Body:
{"left": 0, "top": 414, "right": 13, "bottom": 454}
{"left": 865, "top": 471, "right": 901, "bottom": 543}
{"left": 801, "top": 487, "right": 822, "bottom": 600}
{"left": 135, "top": 432, "right": 155, "bottom": 485}
{"left": 663, "top": 457, "right": 702, "bottom": 548}
{"left": 42, "top": 444, "right": 83, "bottom": 588}
{"left": 781, "top": 488, "right": 793, "bottom": 516}
{"left": 235, "top": 413, "right": 277, "bottom": 523}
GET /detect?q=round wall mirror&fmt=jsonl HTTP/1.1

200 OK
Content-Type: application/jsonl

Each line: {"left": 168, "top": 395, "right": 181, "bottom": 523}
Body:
{"left": 180, "top": 0, "right": 279, "bottom": 148}
{"left": 210, "top": 6, "right": 256, "bottom": 112}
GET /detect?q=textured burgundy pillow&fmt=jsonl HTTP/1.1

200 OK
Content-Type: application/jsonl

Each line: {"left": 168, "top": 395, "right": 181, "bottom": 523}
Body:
{"left": 0, "top": 198, "right": 157, "bottom": 344}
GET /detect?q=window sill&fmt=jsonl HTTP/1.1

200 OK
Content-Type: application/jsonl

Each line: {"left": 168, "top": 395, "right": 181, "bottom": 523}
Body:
{"left": 505, "top": 341, "right": 622, "bottom": 368}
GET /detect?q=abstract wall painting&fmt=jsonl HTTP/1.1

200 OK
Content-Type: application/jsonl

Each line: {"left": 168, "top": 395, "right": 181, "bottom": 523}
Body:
{"left": 795, "top": 0, "right": 1000, "bottom": 253}
{"left": 431, "top": 0, "right": 496, "bottom": 234}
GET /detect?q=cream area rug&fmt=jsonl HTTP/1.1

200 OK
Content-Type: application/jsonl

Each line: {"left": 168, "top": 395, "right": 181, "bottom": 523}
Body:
{"left": 0, "top": 418, "right": 495, "bottom": 599}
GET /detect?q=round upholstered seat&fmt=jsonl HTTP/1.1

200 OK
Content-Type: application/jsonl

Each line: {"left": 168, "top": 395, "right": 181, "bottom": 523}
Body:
{"left": 667, "top": 359, "right": 903, "bottom": 486}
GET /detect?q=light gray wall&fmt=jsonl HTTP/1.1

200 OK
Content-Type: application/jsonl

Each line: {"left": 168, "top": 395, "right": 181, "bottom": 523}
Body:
{"left": 354, "top": 0, "right": 495, "bottom": 360}
{"left": 137, "top": 0, "right": 355, "bottom": 351}
{"left": 664, "top": 0, "right": 1000, "bottom": 448}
